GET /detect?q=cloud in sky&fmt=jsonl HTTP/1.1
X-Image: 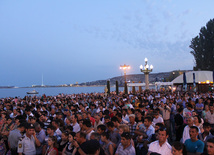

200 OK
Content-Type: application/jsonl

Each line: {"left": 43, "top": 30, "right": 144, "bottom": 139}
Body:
{"left": 0, "top": 0, "right": 213, "bottom": 86}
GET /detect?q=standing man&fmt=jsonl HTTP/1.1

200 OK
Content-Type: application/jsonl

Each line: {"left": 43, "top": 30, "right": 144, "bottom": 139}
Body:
{"left": 196, "top": 98, "right": 204, "bottom": 117}
{"left": 34, "top": 122, "right": 46, "bottom": 155}
{"left": 148, "top": 127, "right": 172, "bottom": 155}
{"left": 70, "top": 115, "right": 81, "bottom": 133}
{"left": 17, "top": 123, "right": 41, "bottom": 155}
{"left": 182, "top": 117, "right": 194, "bottom": 143}
{"left": 205, "top": 104, "right": 214, "bottom": 129}
{"left": 184, "top": 126, "right": 204, "bottom": 154}
{"left": 128, "top": 114, "right": 137, "bottom": 139}
{"left": 8, "top": 123, "right": 26, "bottom": 155}
{"left": 159, "top": 101, "right": 171, "bottom": 136}
{"left": 115, "top": 132, "right": 136, "bottom": 155}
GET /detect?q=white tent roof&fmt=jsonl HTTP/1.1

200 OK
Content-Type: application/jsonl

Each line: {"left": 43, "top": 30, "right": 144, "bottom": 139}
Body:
{"left": 172, "top": 71, "right": 214, "bottom": 84}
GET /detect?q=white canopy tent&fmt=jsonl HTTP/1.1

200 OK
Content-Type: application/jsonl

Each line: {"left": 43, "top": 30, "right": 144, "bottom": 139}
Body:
{"left": 172, "top": 71, "right": 213, "bottom": 84}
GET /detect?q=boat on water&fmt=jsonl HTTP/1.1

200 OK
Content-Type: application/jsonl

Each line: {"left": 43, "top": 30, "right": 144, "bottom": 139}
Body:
{"left": 27, "top": 90, "right": 39, "bottom": 94}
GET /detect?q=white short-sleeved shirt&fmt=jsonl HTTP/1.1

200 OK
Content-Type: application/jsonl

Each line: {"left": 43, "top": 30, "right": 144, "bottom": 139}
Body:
{"left": 152, "top": 116, "right": 164, "bottom": 125}
{"left": 148, "top": 140, "right": 172, "bottom": 155}
{"left": 71, "top": 122, "right": 80, "bottom": 133}
{"left": 17, "top": 134, "right": 36, "bottom": 155}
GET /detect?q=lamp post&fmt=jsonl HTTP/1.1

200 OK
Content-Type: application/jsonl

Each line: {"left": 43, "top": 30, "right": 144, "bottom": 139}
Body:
{"left": 120, "top": 64, "right": 130, "bottom": 94}
{"left": 140, "top": 58, "right": 153, "bottom": 90}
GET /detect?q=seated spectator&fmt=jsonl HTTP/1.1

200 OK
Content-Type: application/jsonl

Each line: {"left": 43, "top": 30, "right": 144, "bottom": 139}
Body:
{"left": 184, "top": 126, "right": 204, "bottom": 154}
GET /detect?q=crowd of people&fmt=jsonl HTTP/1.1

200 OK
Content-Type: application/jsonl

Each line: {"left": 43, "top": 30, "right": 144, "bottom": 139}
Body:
{"left": 0, "top": 90, "right": 214, "bottom": 155}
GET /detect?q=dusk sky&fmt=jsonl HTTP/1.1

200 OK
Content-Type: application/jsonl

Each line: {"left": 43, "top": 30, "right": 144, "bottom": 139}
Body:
{"left": 0, "top": 0, "right": 213, "bottom": 87}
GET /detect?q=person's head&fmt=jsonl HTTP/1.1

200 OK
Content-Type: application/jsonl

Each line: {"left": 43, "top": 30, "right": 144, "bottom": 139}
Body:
{"left": 205, "top": 104, "right": 209, "bottom": 111}
{"left": 68, "top": 132, "right": 76, "bottom": 143}
{"left": 189, "top": 126, "right": 199, "bottom": 140}
{"left": 144, "top": 116, "right": 152, "bottom": 127}
{"left": 104, "top": 116, "right": 111, "bottom": 124}
{"left": 111, "top": 116, "right": 119, "bottom": 127}
{"left": 18, "top": 122, "right": 27, "bottom": 133}
{"left": 203, "top": 122, "right": 211, "bottom": 134}
{"left": 155, "top": 123, "right": 164, "bottom": 131}
{"left": 172, "top": 141, "right": 185, "bottom": 155}
{"left": 29, "top": 116, "right": 36, "bottom": 124}
{"left": 47, "top": 125, "right": 55, "bottom": 136}
{"left": 94, "top": 115, "right": 100, "bottom": 123}
{"left": 121, "top": 132, "right": 131, "bottom": 147}
{"left": 209, "top": 104, "right": 214, "bottom": 111}
{"left": 61, "top": 131, "right": 69, "bottom": 141}
{"left": 82, "top": 119, "right": 92, "bottom": 130}
{"left": 75, "top": 131, "right": 86, "bottom": 144}
{"left": 153, "top": 112, "right": 159, "bottom": 119}
{"left": 177, "top": 107, "right": 183, "bottom": 114}
{"left": 6, "top": 117, "right": 13, "bottom": 124}
{"left": 71, "top": 115, "right": 78, "bottom": 123}
{"left": 207, "top": 138, "right": 214, "bottom": 155}
{"left": 158, "top": 127, "right": 168, "bottom": 144}
{"left": 47, "top": 136, "right": 57, "bottom": 148}
{"left": 193, "top": 115, "right": 201, "bottom": 124}
{"left": 97, "top": 124, "right": 106, "bottom": 135}
{"left": 26, "top": 123, "right": 35, "bottom": 136}
{"left": 128, "top": 114, "right": 135, "bottom": 123}
{"left": 34, "top": 122, "right": 42, "bottom": 132}
{"left": 186, "top": 117, "right": 194, "bottom": 127}
{"left": 101, "top": 132, "right": 109, "bottom": 142}
{"left": 90, "top": 132, "right": 100, "bottom": 141}
{"left": 52, "top": 119, "right": 60, "bottom": 128}
{"left": 106, "top": 121, "right": 114, "bottom": 131}
{"left": 118, "top": 124, "right": 130, "bottom": 135}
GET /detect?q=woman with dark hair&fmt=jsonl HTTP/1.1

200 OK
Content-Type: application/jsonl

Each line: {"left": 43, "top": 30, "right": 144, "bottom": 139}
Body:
{"left": 62, "top": 132, "right": 76, "bottom": 155}
{"left": 172, "top": 141, "right": 186, "bottom": 155}
{"left": 45, "top": 136, "right": 58, "bottom": 155}
{"left": 58, "top": 132, "right": 69, "bottom": 154}
{"left": 194, "top": 115, "right": 203, "bottom": 133}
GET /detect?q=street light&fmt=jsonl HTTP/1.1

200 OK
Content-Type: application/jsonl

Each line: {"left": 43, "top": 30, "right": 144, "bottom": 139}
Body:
{"left": 120, "top": 64, "right": 130, "bottom": 94}
{"left": 140, "top": 58, "right": 153, "bottom": 90}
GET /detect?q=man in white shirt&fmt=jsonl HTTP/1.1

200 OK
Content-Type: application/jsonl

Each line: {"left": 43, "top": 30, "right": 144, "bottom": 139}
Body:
{"left": 152, "top": 111, "right": 164, "bottom": 127}
{"left": 148, "top": 127, "right": 172, "bottom": 155}
{"left": 70, "top": 115, "right": 80, "bottom": 133}
{"left": 181, "top": 117, "right": 194, "bottom": 143}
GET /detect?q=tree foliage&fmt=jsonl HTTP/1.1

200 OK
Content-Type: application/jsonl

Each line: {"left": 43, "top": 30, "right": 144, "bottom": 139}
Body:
{"left": 190, "top": 19, "right": 214, "bottom": 71}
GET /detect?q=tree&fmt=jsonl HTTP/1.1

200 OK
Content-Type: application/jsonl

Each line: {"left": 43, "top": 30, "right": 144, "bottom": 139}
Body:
{"left": 190, "top": 19, "right": 214, "bottom": 71}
